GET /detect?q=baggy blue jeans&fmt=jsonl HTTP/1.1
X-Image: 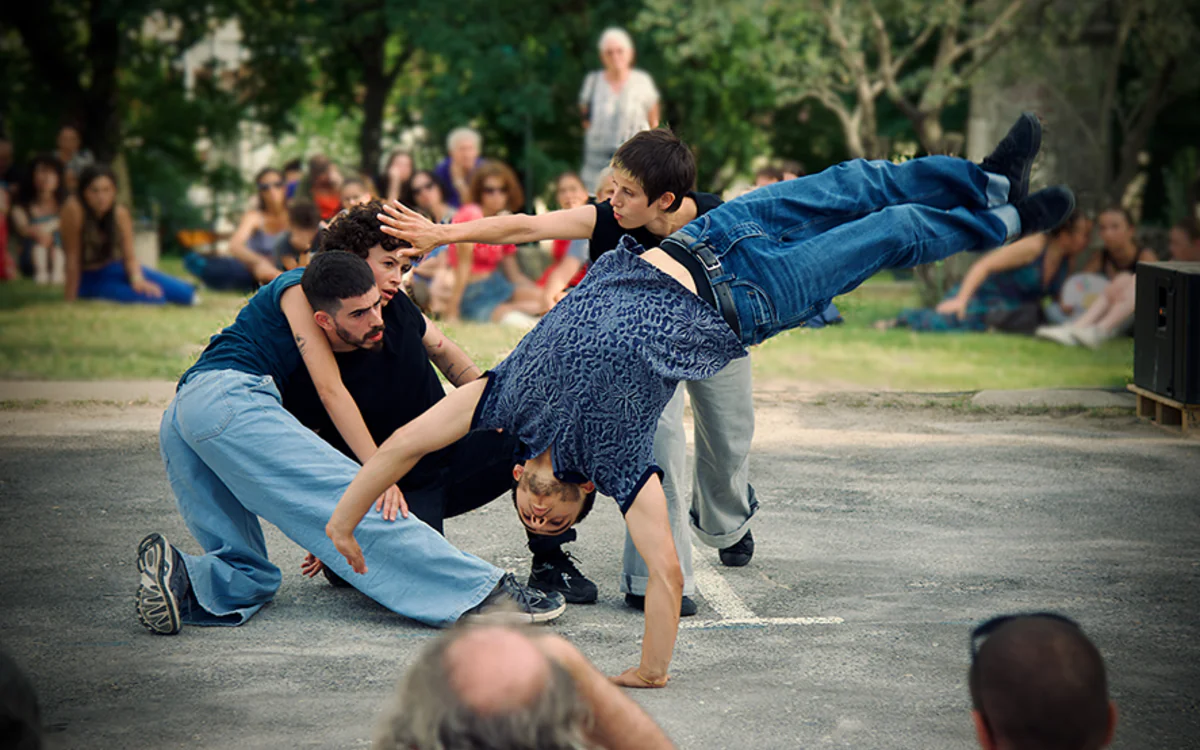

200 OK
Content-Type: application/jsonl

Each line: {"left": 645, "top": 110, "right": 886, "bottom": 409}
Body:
{"left": 671, "top": 156, "right": 1019, "bottom": 347}
{"left": 159, "top": 370, "right": 503, "bottom": 627}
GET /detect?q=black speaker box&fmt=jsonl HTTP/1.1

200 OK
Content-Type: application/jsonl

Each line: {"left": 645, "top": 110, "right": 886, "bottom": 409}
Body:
{"left": 1133, "top": 261, "right": 1200, "bottom": 404}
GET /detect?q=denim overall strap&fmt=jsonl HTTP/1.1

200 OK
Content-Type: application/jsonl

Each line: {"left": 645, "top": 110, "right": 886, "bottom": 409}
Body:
{"left": 666, "top": 231, "right": 742, "bottom": 341}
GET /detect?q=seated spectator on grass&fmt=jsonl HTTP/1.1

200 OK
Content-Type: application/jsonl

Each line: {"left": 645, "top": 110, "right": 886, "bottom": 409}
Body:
{"left": 754, "top": 165, "right": 783, "bottom": 188}
{"left": 373, "top": 626, "right": 674, "bottom": 750}
{"left": 187, "top": 166, "right": 290, "bottom": 291}
{"left": 61, "top": 164, "right": 196, "bottom": 305}
{"left": 55, "top": 124, "right": 94, "bottom": 193}
{"left": 1037, "top": 217, "right": 1200, "bottom": 348}
{"left": 593, "top": 165, "right": 616, "bottom": 203}
{"left": 435, "top": 127, "right": 483, "bottom": 209}
{"left": 879, "top": 210, "right": 1093, "bottom": 334}
{"left": 969, "top": 613, "right": 1116, "bottom": 750}
{"left": 274, "top": 200, "right": 323, "bottom": 271}
{"left": 339, "top": 176, "right": 375, "bottom": 213}
{"left": 537, "top": 171, "right": 592, "bottom": 308}
{"left": 445, "top": 160, "right": 543, "bottom": 323}
{"left": 0, "top": 648, "right": 45, "bottom": 750}
{"left": 10, "top": 154, "right": 67, "bottom": 285}
{"left": 282, "top": 158, "right": 304, "bottom": 201}
{"left": 380, "top": 149, "right": 414, "bottom": 207}
{"left": 405, "top": 170, "right": 456, "bottom": 313}
{"left": 303, "top": 155, "right": 344, "bottom": 221}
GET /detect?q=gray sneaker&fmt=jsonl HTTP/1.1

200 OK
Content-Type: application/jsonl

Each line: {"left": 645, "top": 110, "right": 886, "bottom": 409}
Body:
{"left": 136, "top": 533, "right": 189, "bottom": 635}
{"left": 465, "top": 573, "right": 566, "bottom": 624}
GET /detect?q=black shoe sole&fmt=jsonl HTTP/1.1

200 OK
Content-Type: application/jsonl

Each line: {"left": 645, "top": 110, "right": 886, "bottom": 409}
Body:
{"left": 1011, "top": 113, "right": 1041, "bottom": 203}
{"left": 136, "top": 533, "right": 182, "bottom": 635}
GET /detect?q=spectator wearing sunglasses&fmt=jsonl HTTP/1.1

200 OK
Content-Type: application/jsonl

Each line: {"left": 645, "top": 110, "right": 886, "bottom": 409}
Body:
{"left": 189, "top": 167, "right": 290, "bottom": 291}
{"left": 969, "top": 613, "right": 1117, "bottom": 750}
{"left": 404, "top": 170, "right": 455, "bottom": 313}
{"left": 444, "top": 160, "right": 542, "bottom": 323}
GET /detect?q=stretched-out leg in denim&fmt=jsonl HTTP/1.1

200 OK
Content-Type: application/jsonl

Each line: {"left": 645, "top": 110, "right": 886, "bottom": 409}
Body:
{"left": 621, "top": 385, "right": 695, "bottom": 596}
{"left": 686, "top": 355, "right": 757, "bottom": 549}
{"left": 162, "top": 370, "right": 503, "bottom": 628}
{"left": 724, "top": 201, "right": 1017, "bottom": 347}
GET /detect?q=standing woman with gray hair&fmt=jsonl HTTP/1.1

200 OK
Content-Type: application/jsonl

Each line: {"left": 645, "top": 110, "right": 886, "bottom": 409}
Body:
{"left": 434, "top": 127, "right": 483, "bottom": 210}
{"left": 579, "top": 27, "right": 660, "bottom": 190}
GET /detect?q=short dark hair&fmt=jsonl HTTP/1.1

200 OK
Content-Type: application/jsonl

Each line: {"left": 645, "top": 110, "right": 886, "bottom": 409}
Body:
{"left": 301, "top": 250, "right": 376, "bottom": 315}
{"left": 282, "top": 158, "right": 303, "bottom": 174}
{"left": 1049, "top": 209, "right": 1089, "bottom": 239}
{"left": 509, "top": 481, "right": 598, "bottom": 526}
{"left": 320, "top": 200, "right": 412, "bottom": 259}
{"left": 755, "top": 165, "right": 783, "bottom": 182}
{"left": 611, "top": 129, "right": 696, "bottom": 212}
{"left": 288, "top": 200, "right": 322, "bottom": 231}
{"left": 969, "top": 616, "right": 1110, "bottom": 750}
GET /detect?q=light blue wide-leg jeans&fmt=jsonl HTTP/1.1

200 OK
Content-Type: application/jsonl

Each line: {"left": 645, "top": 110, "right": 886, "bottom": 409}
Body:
{"left": 158, "top": 369, "right": 503, "bottom": 627}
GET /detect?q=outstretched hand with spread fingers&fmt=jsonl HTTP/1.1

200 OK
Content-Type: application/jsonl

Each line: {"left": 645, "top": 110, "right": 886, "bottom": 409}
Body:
{"left": 378, "top": 200, "right": 441, "bottom": 256}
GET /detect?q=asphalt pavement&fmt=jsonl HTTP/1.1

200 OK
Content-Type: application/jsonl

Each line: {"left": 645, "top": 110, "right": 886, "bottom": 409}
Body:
{"left": 1, "top": 397, "right": 1197, "bottom": 749}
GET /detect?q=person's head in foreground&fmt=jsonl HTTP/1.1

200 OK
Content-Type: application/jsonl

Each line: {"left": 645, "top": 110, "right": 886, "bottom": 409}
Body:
{"left": 511, "top": 458, "right": 596, "bottom": 536}
{"left": 301, "top": 250, "right": 386, "bottom": 352}
{"left": 969, "top": 613, "right": 1117, "bottom": 750}
{"left": 608, "top": 129, "right": 696, "bottom": 229}
{"left": 321, "top": 200, "right": 413, "bottom": 304}
{"left": 1169, "top": 217, "right": 1200, "bottom": 262}
{"left": 1, "top": 648, "right": 45, "bottom": 750}
{"left": 373, "top": 625, "right": 593, "bottom": 750}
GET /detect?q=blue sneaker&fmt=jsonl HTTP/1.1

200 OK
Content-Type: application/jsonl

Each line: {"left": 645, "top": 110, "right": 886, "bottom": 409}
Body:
{"left": 136, "top": 533, "right": 190, "bottom": 635}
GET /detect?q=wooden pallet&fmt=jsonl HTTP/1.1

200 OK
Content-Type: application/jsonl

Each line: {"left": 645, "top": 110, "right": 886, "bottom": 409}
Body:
{"left": 1127, "top": 384, "right": 1200, "bottom": 435}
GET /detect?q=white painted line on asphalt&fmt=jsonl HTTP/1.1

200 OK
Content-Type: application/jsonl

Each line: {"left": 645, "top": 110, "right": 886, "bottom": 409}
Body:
{"left": 691, "top": 543, "right": 758, "bottom": 620}
{"left": 681, "top": 616, "right": 844, "bottom": 630}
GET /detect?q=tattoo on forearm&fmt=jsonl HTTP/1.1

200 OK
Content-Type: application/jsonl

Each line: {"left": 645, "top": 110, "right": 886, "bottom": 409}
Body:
{"left": 294, "top": 334, "right": 307, "bottom": 355}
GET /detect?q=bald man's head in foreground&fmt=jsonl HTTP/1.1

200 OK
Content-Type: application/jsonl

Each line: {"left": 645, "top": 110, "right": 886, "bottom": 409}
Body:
{"left": 374, "top": 625, "right": 593, "bottom": 750}
{"left": 969, "top": 615, "right": 1117, "bottom": 750}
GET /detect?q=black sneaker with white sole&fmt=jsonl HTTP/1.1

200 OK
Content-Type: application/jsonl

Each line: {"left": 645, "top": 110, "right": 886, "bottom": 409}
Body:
{"left": 528, "top": 549, "right": 598, "bottom": 604}
{"left": 136, "top": 533, "right": 190, "bottom": 635}
{"left": 464, "top": 572, "right": 567, "bottom": 624}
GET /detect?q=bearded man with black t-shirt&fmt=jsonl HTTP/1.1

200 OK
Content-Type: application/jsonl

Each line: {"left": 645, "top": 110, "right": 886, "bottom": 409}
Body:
{"left": 285, "top": 202, "right": 598, "bottom": 604}
{"left": 377, "top": 130, "right": 758, "bottom": 617}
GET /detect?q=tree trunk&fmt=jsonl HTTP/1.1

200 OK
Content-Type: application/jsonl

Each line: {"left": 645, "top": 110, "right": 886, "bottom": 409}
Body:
{"left": 358, "top": 34, "right": 389, "bottom": 181}
{"left": 82, "top": 0, "right": 123, "bottom": 163}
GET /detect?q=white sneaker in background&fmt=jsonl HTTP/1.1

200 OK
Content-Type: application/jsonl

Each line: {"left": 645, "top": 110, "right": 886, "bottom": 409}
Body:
{"left": 1034, "top": 325, "right": 1079, "bottom": 347}
{"left": 1072, "top": 325, "right": 1111, "bottom": 350}
{"left": 498, "top": 310, "right": 539, "bottom": 330}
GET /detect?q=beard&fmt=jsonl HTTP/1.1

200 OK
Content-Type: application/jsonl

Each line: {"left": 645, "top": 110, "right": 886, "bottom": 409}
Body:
{"left": 336, "top": 322, "right": 385, "bottom": 351}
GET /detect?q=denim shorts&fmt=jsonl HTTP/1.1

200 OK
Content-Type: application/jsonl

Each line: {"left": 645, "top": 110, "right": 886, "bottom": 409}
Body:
{"left": 459, "top": 271, "right": 515, "bottom": 322}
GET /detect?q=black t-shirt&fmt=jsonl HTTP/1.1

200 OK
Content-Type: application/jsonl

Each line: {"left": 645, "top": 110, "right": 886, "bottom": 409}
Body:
{"left": 588, "top": 191, "right": 723, "bottom": 264}
{"left": 282, "top": 293, "right": 452, "bottom": 490}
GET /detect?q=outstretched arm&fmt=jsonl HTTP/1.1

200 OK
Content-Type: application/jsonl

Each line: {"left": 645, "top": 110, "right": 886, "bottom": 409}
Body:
{"left": 936, "top": 234, "right": 1044, "bottom": 318}
{"left": 378, "top": 200, "right": 597, "bottom": 256}
{"left": 326, "top": 377, "right": 487, "bottom": 572}
{"left": 613, "top": 475, "right": 682, "bottom": 688}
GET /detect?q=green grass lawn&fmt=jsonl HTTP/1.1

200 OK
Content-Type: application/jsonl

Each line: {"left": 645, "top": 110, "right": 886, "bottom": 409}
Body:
{"left": 0, "top": 259, "right": 1132, "bottom": 390}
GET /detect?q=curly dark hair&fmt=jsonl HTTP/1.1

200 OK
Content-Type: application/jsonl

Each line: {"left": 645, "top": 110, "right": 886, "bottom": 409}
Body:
{"left": 319, "top": 199, "right": 411, "bottom": 259}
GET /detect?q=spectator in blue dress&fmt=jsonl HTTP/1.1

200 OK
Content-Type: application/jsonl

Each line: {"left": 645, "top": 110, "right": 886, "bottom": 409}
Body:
{"left": 61, "top": 164, "right": 196, "bottom": 305}
{"left": 880, "top": 209, "right": 1093, "bottom": 334}
{"left": 329, "top": 114, "right": 1075, "bottom": 689}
